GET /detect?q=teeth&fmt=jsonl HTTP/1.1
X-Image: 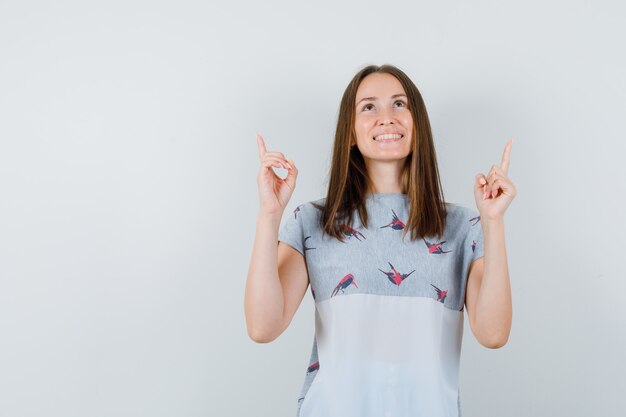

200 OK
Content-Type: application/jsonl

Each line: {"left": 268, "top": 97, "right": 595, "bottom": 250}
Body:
{"left": 374, "top": 134, "right": 403, "bottom": 141}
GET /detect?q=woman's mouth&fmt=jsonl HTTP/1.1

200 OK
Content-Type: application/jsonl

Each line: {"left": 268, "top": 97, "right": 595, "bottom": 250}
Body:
{"left": 373, "top": 133, "right": 403, "bottom": 143}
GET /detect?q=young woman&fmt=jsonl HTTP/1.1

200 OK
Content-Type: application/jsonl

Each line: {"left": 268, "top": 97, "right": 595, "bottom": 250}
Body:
{"left": 245, "top": 64, "right": 515, "bottom": 417}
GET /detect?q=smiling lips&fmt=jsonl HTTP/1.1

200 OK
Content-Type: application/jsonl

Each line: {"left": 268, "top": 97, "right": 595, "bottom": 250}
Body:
{"left": 373, "top": 133, "right": 404, "bottom": 142}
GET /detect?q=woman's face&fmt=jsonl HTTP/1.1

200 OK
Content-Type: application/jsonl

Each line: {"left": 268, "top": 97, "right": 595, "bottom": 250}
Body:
{"left": 353, "top": 73, "right": 413, "bottom": 162}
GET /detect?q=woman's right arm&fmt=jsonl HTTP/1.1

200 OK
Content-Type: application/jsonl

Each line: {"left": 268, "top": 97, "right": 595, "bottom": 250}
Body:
{"left": 245, "top": 212, "right": 309, "bottom": 343}
{"left": 244, "top": 134, "right": 309, "bottom": 343}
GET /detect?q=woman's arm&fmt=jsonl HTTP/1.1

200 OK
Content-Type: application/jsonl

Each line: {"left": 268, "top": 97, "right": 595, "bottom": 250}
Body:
{"left": 467, "top": 139, "right": 516, "bottom": 349}
{"left": 465, "top": 218, "right": 512, "bottom": 348}
{"left": 244, "top": 211, "right": 310, "bottom": 343}
{"left": 244, "top": 212, "right": 285, "bottom": 342}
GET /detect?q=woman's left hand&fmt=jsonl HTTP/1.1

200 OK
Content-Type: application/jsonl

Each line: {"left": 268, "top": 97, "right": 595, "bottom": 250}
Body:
{"left": 474, "top": 139, "right": 517, "bottom": 221}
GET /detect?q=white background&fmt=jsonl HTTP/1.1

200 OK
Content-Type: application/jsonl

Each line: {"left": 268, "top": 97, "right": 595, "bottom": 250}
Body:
{"left": 1, "top": 1, "right": 625, "bottom": 416}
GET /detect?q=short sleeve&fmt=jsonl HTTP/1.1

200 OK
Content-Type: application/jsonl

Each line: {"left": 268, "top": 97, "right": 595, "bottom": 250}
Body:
{"left": 278, "top": 203, "right": 305, "bottom": 256}
{"left": 466, "top": 209, "right": 485, "bottom": 262}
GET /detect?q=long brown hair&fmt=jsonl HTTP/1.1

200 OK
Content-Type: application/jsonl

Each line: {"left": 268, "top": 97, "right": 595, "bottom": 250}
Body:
{"left": 312, "top": 64, "right": 448, "bottom": 242}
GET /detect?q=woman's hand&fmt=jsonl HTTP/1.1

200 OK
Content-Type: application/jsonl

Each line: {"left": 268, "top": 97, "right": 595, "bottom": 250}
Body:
{"left": 474, "top": 139, "right": 517, "bottom": 221}
{"left": 256, "top": 133, "right": 298, "bottom": 215}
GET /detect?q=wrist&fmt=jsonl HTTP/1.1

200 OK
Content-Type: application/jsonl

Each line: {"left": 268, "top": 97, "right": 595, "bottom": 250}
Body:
{"left": 257, "top": 210, "right": 284, "bottom": 227}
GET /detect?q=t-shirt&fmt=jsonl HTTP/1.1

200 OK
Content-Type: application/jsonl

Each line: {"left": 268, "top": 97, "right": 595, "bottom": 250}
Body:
{"left": 278, "top": 193, "right": 484, "bottom": 417}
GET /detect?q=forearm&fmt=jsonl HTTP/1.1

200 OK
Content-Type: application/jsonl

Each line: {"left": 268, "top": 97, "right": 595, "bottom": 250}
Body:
{"left": 244, "top": 211, "right": 285, "bottom": 342}
{"left": 474, "top": 218, "right": 512, "bottom": 347}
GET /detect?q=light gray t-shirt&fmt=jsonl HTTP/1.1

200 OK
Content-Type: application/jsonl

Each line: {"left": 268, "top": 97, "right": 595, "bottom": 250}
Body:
{"left": 278, "top": 193, "right": 484, "bottom": 417}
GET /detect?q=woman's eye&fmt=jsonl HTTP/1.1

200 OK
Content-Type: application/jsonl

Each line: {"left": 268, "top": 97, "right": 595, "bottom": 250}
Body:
{"left": 362, "top": 101, "right": 406, "bottom": 111}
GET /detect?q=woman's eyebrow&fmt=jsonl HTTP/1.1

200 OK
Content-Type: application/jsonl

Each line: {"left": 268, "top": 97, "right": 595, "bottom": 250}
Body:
{"left": 356, "top": 94, "right": 407, "bottom": 106}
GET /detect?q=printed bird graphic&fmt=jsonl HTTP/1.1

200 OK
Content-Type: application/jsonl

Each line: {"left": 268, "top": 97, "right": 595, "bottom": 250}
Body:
{"left": 307, "top": 361, "right": 320, "bottom": 373}
{"left": 430, "top": 284, "right": 447, "bottom": 303}
{"left": 378, "top": 262, "right": 415, "bottom": 286}
{"left": 423, "top": 238, "right": 452, "bottom": 254}
{"left": 471, "top": 240, "right": 477, "bottom": 252}
{"left": 380, "top": 209, "right": 406, "bottom": 230}
{"left": 294, "top": 205, "right": 302, "bottom": 219}
{"left": 469, "top": 215, "right": 480, "bottom": 226}
{"left": 340, "top": 224, "right": 366, "bottom": 241}
{"left": 331, "top": 273, "right": 358, "bottom": 297}
{"left": 303, "top": 236, "right": 316, "bottom": 251}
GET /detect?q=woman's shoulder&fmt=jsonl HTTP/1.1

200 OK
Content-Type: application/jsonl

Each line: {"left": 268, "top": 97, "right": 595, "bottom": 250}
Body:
{"left": 445, "top": 201, "right": 478, "bottom": 214}
{"left": 444, "top": 201, "right": 480, "bottom": 226}
{"left": 299, "top": 196, "right": 327, "bottom": 211}
{"left": 287, "top": 196, "right": 326, "bottom": 219}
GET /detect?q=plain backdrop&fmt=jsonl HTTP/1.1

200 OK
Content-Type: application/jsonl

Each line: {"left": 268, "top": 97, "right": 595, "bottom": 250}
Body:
{"left": 1, "top": 1, "right": 625, "bottom": 416}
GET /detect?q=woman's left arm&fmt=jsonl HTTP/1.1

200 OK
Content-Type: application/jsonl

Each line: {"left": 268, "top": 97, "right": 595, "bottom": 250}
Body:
{"left": 466, "top": 139, "right": 517, "bottom": 349}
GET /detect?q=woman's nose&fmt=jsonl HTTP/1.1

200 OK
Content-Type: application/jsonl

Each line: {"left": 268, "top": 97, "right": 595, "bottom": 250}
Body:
{"left": 379, "top": 113, "right": 393, "bottom": 125}
{"left": 378, "top": 108, "right": 394, "bottom": 125}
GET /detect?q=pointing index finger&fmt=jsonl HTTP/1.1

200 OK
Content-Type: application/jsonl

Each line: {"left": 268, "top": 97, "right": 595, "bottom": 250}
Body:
{"left": 500, "top": 139, "right": 513, "bottom": 175}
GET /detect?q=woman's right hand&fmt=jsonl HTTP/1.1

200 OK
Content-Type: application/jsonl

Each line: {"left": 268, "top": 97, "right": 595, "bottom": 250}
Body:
{"left": 256, "top": 133, "right": 298, "bottom": 215}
